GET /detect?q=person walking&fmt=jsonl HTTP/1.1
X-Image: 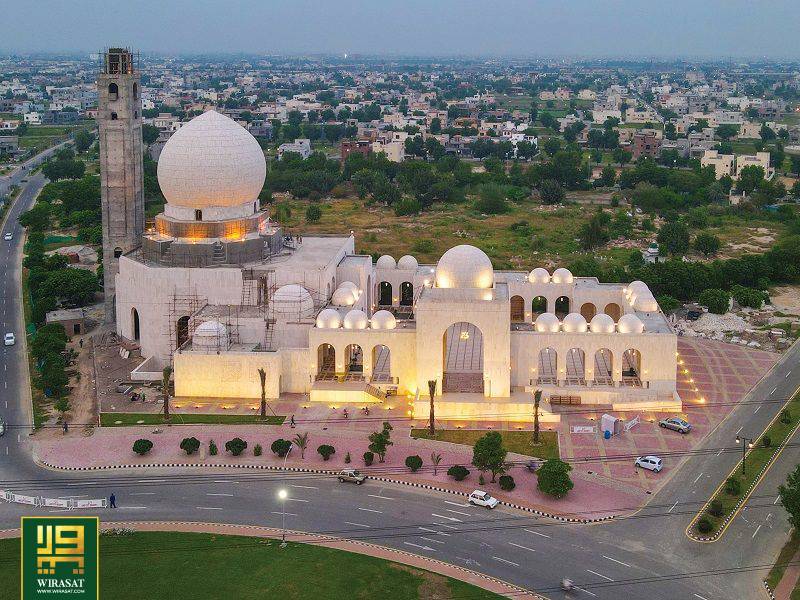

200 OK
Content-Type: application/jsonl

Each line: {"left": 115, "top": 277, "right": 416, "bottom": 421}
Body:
{"left": 62, "top": 421, "right": 68, "bottom": 434}
{"left": 109, "top": 493, "right": 116, "bottom": 508}
{"left": 290, "top": 415, "right": 295, "bottom": 428}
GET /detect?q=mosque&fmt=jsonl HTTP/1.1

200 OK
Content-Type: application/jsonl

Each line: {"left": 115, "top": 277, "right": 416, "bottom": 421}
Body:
{"left": 113, "top": 109, "right": 680, "bottom": 421}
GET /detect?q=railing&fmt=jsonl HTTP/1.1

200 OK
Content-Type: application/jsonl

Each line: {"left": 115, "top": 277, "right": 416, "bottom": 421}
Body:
{"left": 365, "top": 384, "right": 386, "bottom": 401}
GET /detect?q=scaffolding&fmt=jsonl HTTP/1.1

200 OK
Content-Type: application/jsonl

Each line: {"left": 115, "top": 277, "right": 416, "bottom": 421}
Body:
{"left": 166, "top": 291, "right": 208, "bottom": 355}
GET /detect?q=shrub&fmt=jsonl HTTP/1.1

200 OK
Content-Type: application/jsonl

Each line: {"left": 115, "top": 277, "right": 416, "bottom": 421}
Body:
{"left": 225, "top": 437, "right": 248, "bottom": 456}
{"left": 698, "top": 288, "right": 730, "bottom": 315}
{"left": 132, "top": 439, "right": 153, "bottom": 456}
{"left": 696, "top": 517, "right": 713, "bottom": 534}
{"left": 536, "top": 458, "right": 574, "bottom": 499}
{"left": 345, "top": 451, "right": 351, "bottom": 464}
{"left": 306, "top": 204, "right": 322, "bottom": 223}
{"left": 254, "top": 443, "right": 263, "bottom": 457}
{"left": 179, "top": 437, "right": 200, "bottom": 455}
{"left": 781, "top": 410, "right": 792, "bottom": 425}
{"left": 317, "top": 444, "right": 335, "bottom": 461}
{"left": 209, "top": 439, "right": 218, "bottom": 456}
{"left": 725, "top": 476, "right": 742, "bottom": 496}
{"left": 405, "top": 455, "right": 423, "bottom": 472}
{"left": 708, "top": 499, "right": 723, "bottom": 517}
{"left": 499, "top": 475, "right": 516, "bottom": 491}
{"left": 394, "top": 197, "right": 420, "bottom": 216}
{"left": 447, "top": 465, "right": 469, "bottom": 481}
{"left": 270, "top": 438, "right": 292, "bottom": 458}
{"left": 762, "top": 436, "right": 771, "bottom": 448}
{"left": 538, "top": 179, "right": 565, "bottom": 204}
{"left": 363, "top": 451, "right": 374, "bottom": 466}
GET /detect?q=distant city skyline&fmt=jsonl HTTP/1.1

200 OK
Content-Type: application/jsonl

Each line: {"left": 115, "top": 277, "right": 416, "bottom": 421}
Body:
{"left": 2, "top": 0, "right": 800, "bottom": 59}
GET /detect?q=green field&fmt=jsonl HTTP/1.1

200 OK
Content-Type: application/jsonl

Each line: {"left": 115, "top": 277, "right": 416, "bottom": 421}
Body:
{"left": 100, "top": 412, "right": 285, "bottom": 426}
{"left": 411, "top": 428, "right": 560, "bottom": 460}
{"left": 0, "top": 531, "right": 501, "bottom": 599}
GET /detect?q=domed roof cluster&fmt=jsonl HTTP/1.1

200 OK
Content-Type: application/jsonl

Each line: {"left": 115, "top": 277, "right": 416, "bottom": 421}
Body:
{"left": 157, "top": 110, "right": 266, "bottom": 210}
{"left": 315, "top": 309, "right": 396, "bottom": 330}
{"left": 376, "top": 255, "right": 419, "bottom": 271}
{"left": 435, "top": 245, "right": 494, "bottom": 289}
{"left": 527, "top": 268, "right": 574, "bottom": 284}
{"left": 331, "top": 281, "right": 360, "bottom": 307}
{"left": 626, "top": 280, "right": 658, "bottom": 312}
{"left": 533, "top": 312, "right": 644, "bottom": 334}
{"left": 343, "top": 309, "right": 369, "bottom": 330}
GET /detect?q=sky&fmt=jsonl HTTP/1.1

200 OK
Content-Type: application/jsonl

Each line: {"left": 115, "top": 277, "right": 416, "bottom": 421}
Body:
{"left": 2, "top": 0, "right": 799, "bottom": 59}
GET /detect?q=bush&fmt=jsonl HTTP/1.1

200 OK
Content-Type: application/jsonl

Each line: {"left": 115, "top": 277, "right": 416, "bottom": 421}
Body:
{"left": 317, "top": 444, "right": 335, "bottom": 461}
{"left": 132, "top": 439, "right": 153, "bottom": 456}
{"left": 405, "top": 455, "right": 423, "bottom": 472}
{"left": 363, "top": 451, "right": 374, "bottom": 466}
{"left": 254, "top": 444, "right": 263, "bottom": 457}
{"left": 725, "top": 476, "right": 742, "bottom": 496}
{"left": 447, "top": 465, "right": 470, "bottom": 481}
{"left": 394, "top": 197, "right": 420, "bottom": 216}
{"left": 345, "top": 451, "right": 351, "bottom": 464}
{"left": 708, "top": 499, "right": 723, "bottom": 517}
{"left": 306, "top": 204, "right": 322, "bottom": 223}
{"left": 781, "top": 410, "right": 792, "bottom": 425}
{"left": 225, "top": 437, "right": 248, "bottom": 456}
{"left": 209, "top": 440, "right": 218, "bottom": 456}
{"left": 270, "top": 438, "right": 292, "bottom": 458}
{"left": 179, "top": 437, "right": 200, "bottom": 455}
{"left": 539, "top": 179, "right": 565, "bottom": 204}
{"left": 696, "top": 517, "right": 713, "bottom": 534}
{"left": 698, "top": 288, "right": 730, "bottom": 315}
{"left": 762, "top": 436, "right": 771, "bottom": 448}
{"left": 498, "top": 475, "right": 516, "bottom": 491}
{"left": 536, "top": 458, "right": 574, "bottom": 498}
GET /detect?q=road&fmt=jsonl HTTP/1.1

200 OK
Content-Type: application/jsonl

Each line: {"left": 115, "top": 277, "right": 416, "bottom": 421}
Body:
{"left": 1, "top": 165, "right": 800, "bottom": 598}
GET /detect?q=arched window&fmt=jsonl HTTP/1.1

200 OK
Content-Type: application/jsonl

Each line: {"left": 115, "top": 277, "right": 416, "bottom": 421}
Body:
{"left": 176, "top": 316, "right": 190, "bottom": 349}
{"left": 622, "top": 349, "right": 642, "bottom": 387}
{"left": 565, "top": 348, "right": 586, "bottom": 385}
{"left": 195, "top": 209, "right": 203, "bottom": 221}
{"left": 372, "top": 345, "right": 391, "bottom": 383}
{"left": 593, "top": 348, "right": 613, "bottom": 386}
{"left": 400, "top": 282, "right": 413, "bottom": 306}
{"left": 110, "top": 112, "right": 118, "bottom": 121}
{"left": 442, "top": 322, "right": 484, "bottom": 394}
{"left": 531, "top": 296, "right": 547, "bottom": 318}
{"left": 133, "top": 110, "right": 138, "bottom": 119}
{"left": 317, "top": 344, "right": 335, "bottom": 381}
{"left": 132, "top": 82, "right": 138, "bottom": 99}
{"left": 378, "top": 281, "right": 392, "bottom": 306}
{"left": 510, "top": 295, "right": 525, "bottom": 322}
{"left": 344, "top": 344, "right": 364, "bottom": 380}
{"left": 537, "top": 347, "right": 557, "bottom": 385}
{"left": 131, "top": 308, "right": 140, "bottom": 341}
{"left": 604, "top": 302, "right": 622, "bottom": 321}
{"left": 555, "top": 296, "right": 570, "bottom": 318}
{"left": 113, "top": 247, "right": 123, "bottom": 258}
{"left": 580, "top": 302, "right": 596, "bottom": 321}
{"left": 108, "top": 83, "right": 119, "bottom": 100}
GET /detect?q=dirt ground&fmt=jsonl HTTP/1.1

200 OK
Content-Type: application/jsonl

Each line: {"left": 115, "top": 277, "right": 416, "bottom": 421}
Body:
{"left": 771, "top": 285, "right": 800, "bottom": 317}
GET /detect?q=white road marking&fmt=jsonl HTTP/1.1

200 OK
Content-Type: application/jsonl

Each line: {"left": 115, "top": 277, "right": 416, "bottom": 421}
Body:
{"left": 602, "top": 555, "right": 633, "bottom": 568}
{"left": 524, "top": 529, "right": 550, "bottom": 538}
{"left": 358, "top": 507, "right": 382, "bottom": 513}
{"left": 206, "top": 493, "right": 234, "bottom": 497}
{"left": 694, "top": 594, "right": 709, "bottom": 600}
{"left": 439, "top": 524, "right": 459, "bottom": 530}
{"left": 754, "top": 406, "right": 761, "bottom": 414}
{"left": 771, "top": 387, "right": 778, "bottom": 395}
{"left": 492, "top": 556, "right": 520, "bottom": 567}
{"left": 195, "top": 506, "right": 223, "bottom": 510}
{"left": 419, "top": 527, "right": 450, "bottom": 536}
{"left": 444, "top": 508, "right": 472, "bottom": 517}
{"left": 693, "top": 473, "right": 703, "bottom": 484}
{"left": 444, "top": 500, "right": 470, "bottom": 508}
{"left": 668, "top": 501, "right": 678, "bottom": 513}
{"left": 344, "top": 521, "right": 371, "bottom": 528}
{"left": 775, "top": 495, "right": 781, "bottom": 505}
{"left": 129, "top": 492, "right": 156, "bottom": 496}
{"left": 419, "top": 536, "right": 445, "bottom": 545}
{"left": 367, "top": 494, "right": 394, "bottom": 500}
{"left": 508, "top": 542, "right": 536, "bottom": 552}
{"left": 431, "top": 513, "right": 461, "bottom": 522}
{"left": 271, "top": 511, "right": 297, "bottom": 516}
{"left": 575, "top": 585, "right": 597, "bottom": 597}
{"left": 213, "top": 480, "right": 238, "bottom": 484}
{"left": 752, "top": 524, "right": 762, "bottom": 539}
{"left": 57, "top": 495, "right": 88, "bottom": 499}
{"left": 119, "top": 506, "right": 147, "bottom": 509}
{"left": 287, "top": 498, "right": 308, "bottom": 503}
{"left": 403, "top": 542, "right": 436, "bottom": 552}
{"left": 290, "top": 484, "right": 318, "bottom": 490}
{"left": 735, "top": 426, "right": 743, "bottom": 435}
{"left": 587, "top": 569, "right": 614, "bottom": 582}
{"left": 787, "top": 371, "right": 792, "bottom": 378}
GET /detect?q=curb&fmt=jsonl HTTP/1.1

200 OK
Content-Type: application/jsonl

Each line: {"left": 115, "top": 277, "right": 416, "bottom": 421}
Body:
{"left": 37, "top": 458, "right": 615, "bottom": 524}
{"left": 763, "top": 579, "right": 776, "bottom": 600}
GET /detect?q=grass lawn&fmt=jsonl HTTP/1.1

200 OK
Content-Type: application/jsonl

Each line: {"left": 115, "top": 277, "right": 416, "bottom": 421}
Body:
{"left": 0, "top": 531, "right": 501, "bottom": 599}
{"left": 100, "top": 412, "right": 285, "bottom": 426}
{"left": 411, "top": 428, "right": 559, "bottom": 460}
{"left": 766, "top": 529, "right": 800, "bottom": 590}
{"left": 692, "top": 394, "right": 800, "bottom": 537}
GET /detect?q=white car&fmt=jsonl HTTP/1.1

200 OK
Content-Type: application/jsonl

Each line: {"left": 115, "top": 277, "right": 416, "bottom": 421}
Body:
{"left": 3, "top": 233, "right": 11, "bottom": 241}
{"left": 635, "top": 455, "right": 663, "bottom": 473}
{"left": 4, "top": 333, "right": 15, "bottom": 346}
{"left": 468, "top": 490, "right": 499, "bottom": 509}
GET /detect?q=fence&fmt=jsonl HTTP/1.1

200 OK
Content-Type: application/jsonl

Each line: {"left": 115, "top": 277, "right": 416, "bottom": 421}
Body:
{"left": 0, "top": 490, "right": 107, "bottom": 509}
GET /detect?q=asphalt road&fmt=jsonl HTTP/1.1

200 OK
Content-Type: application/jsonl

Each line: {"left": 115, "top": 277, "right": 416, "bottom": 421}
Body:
{"left": 1, "top": 162, "right": 800, "bottom": 599}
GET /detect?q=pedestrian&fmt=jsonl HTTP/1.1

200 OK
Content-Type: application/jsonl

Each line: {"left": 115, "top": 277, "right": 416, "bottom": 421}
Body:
{"left": 290, "top": 415, "right": 295, "bottom": 428}
{"left": 62, "top": 421, "right": 68, "bottom": 434}
{"left": 79, "top": 338, "right": 83, "bottom": 349}
{"left": 109, "top": 493, "right": 116, "bottom": 508}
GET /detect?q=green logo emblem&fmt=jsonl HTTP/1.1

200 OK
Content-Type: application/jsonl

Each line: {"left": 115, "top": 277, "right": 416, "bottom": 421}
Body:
{"left": 21, "top": 516, "right": 99, "bottom": 598}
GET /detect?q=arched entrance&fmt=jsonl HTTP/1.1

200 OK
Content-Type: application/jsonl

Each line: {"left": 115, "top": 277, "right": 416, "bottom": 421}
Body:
{"left": 604, "top": 302, "right": 622, "bottom": 321}
{"left": 344, "top": 344, "right": 364, "bottom": 380}
{"left": 537, "top": 347, "right": 557, "bottom": 384}
{"left": 131, "top": 308, "right": 140, "bottom": 341}
{"left": 176, "top": 316, "right": 190, "bottom": 349}
{"left": 622, "top": 348, "right": 642, "bottom": 387}
{"left": 555, "top": 296, "right": 570, "bottom": 318}
{"left": 371, "top": 344, "right": 391, "bottom": 383}
{"left": 442, "top": 322, "right": 484, "bottom": 393}
{"left": 378, "top": 281, "right": 392, "bottom": 306}
{"left": 565, "top": 348, "right": 586, "bottom": 385}
{"left": 510, "top": 295, "right": 525, "bottom": 322}
{"left": 317, "top": 344, "right": 335, "bottom": 381}
{"left": 531, "top": 296, "right": 547, "bottom": 318}
{"left": 579, "top": 302, "right": 596, "bottom": 321}
{"left": 400, "top": 282, "right": 413, "bottom": 306}
{"left": 593, "top": 348, "right": 613, "bottom": 386}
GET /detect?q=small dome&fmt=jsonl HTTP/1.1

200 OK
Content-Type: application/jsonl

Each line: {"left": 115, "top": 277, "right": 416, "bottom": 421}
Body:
{"left": 157, "top": 110, "right": 266, "bottom": 209}
{"left": 315, "top": 308, "right": 342, "bottom": 329}
{"left": 562, "top": 312, "right": 588, "bottom": 333}
{"left": 435, "top": 244, "right": 494, "bottom": 289}
{"left": 273, "top": 284, "right": 314, "bottom": 317}
{"left": 370, "top": 310, "right": 396, "bottom": 330}
{"left": 627, "top": 281, "right": 649, "bottom": 299}
{"left": 551, "top": 268, "right": 574, "bottom": 284}
{"left": 192, "top": 320, "right": 228, "bottom": 349}
{"left": 617, "top": 314, "right": 645, "bottom": 334}
{"left": 397, "top": 255, "right": 418, "bottom": 270}
{"left": 331, "top": 282, "right": 359, "bottom": 307}
{"left": 589, "top": 313, "right": 615, "bottom": 333}
{"left": 343, "top": 309, "right": 369, "bottom": 330}
{"left": 633, "top": 293, "right": 659, "bottom": 312}
{"left": 376, "top": 255, "right": 397, "bottom": 269}
{"left": 535, "top": 312, "right": 561, "bottom": 333}
{"left": 528, "top": 268, "right": 551, "bottom": 284}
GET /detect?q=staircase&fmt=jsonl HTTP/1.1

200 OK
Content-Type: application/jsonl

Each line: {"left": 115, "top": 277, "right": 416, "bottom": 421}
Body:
{"left": 211, "top": 241, "right": 225, "bottom": 265}
{"left": 365, "top": 384, "right": 386, "bottom": 402}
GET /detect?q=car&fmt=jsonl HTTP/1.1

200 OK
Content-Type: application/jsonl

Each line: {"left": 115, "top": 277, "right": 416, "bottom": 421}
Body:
{"left": 525, "top": 459, "right": 542, "bottom": 472}
{"left": 4, "top": 333, "right": 15, "bottom": 346}
{"left": 468, "top": 490, "right": 499, "bottom": 509}
{"left": 635, "top": 455, "right": 663, "bottom": 473}
{"left": 3, "top": 233, "right": 12, "bottom": 241}
{"left": 0, "top": 416, "right": 5, "bottom": 437}
{"left": 659, "top": 417, "right": 692, "bottom": 434}
{"left": 337, "top": 469, "right": 366, "bottom": 485}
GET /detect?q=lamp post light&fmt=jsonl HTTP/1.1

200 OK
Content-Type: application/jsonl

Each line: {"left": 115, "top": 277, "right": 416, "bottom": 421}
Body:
{"left": 735, "top": 435, "right": 755, "bottom": 476}
{"left": 277, "top": 488, "right": 288, "bottom": 547}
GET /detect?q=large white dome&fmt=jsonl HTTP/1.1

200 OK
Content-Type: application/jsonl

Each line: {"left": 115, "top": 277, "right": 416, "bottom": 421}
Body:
{"left": 273, "top": 284, "right": 314, "bottom": 317}
{"left": 192, "top": 320, "right": 228, "bottom": 350}
{"left": 435, "top": 245, "right": 494, "bottom": 289}
{"left": 589, "top": 313, "right": 615, "bottom": 333}
{"left": 528, "top": 268, "right": 550, "bottom": 284}
{"left": 562, "top": 312, "right": 588, "bottom": 333}
{"left": 315, "top": 308, "right": 342, "bottom": 329}
{"left": 343, "top": 309, "right": 369, "bottom": 330}
{"left": 157, "top": 110, "right": 266, "bottom": 209}
{"left": 370, "top": 310, "right": 396, "bottom": 330}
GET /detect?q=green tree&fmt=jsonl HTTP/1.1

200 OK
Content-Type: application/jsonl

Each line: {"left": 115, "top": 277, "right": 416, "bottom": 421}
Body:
{"left": 698, "top": 288, "right": 731, "bottom": 314}
{"left": 779, "top": 465, "right": 800, "bottom": 528}
{"left": 141, "top": 124, "right": 160, "bottom": 146}
{"left": 305, "top": 204, "right": 322, "bottom": 223}
{"left": 736, "top": 165, "right": 765, "bottom": 194}
{"left": 599, "top": 165, "right": 616, "bottom": 187}
{"left": 161, "top": 365, "right": 172, "bottom": 421}
{"left": 180, "top": 437, "right": 201, "bottom": 455}
{"left": 74, "top": 129, "right": 95, "bottom": 152}
{"left": 405, "top": 455, "right": 423, "bottom": 472}
{"left": 317, "top": 444, "right": 335, "bottom": 461}
{"left": 447, "top": 465, "right": 470, "bottom": 481}
{"left": 533, "top": 389, "right": 542, "bottom": 444}
{"left": 538, "top": 179, "right": 565, "bottom": 204}
{"left": 368, "top": 421, "right": 394, "bottom": 462}
{"left": 536, "top": 458, "right": 574, "bottom": 498}
{"left": 133, "top": 439, "right": 153, "bottom": 455}
{"left": 657, "top": 221, "right": 690, "bottom": 256}
{"left": 225, "top": 437, "right": 248, "bottom": 456}
{"left": 693, "top": 232, "right": 722, "bottom": 257}
{"left": 471, "top": 431, "right": 507, "bottom": 482}
{"left": 715, "top": 124, "right": 738, "bottom": 140}
{"left": 474, "top": 183, "right": 508, "bottom": 214}
{"left": 270, "top": 438, "right": 292, "bottom": 457}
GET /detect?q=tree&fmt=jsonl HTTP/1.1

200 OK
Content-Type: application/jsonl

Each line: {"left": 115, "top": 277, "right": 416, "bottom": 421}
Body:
{"left": 54, "top": 397, "right": 70, "bottom": 420}
{"left": 698, "top": 288, "right": 730, "bottom": 314}
{"left": 74, "top": 129, "right": 94, "bottom": 152}
{"left": 779, "top": 465, "right": 800, "bottom": 528}
{"left": 579, "top": 211, "right": 610, "bottom": 250}
{"left": 305, "top": 204, "right": 322, "bottom": 223}
{"left": 736, "top": 165, "right": 765, "bottom": 194}
{"left": 270, "top": 438, "right": 292, "bottom": 457}
{"left": 657, "top": 221, "right": 690, "bottom": 256}
{"left": 447, "top": 465, "right": 470, "bottom": 481}
{"left": 532, "top": 389, "right": 542, "bottom": 444}
{"left": 427, "top": 379, "right": 436, "bottom": 436}
{"left": 225, "top": 437, "right": 248, "bottom": 456}
{"left": 471, "top": 431, "right": 507, "bottom": 482}
{"left": 715, "top": 124, "right": 738, "bottom": 140}
{"left": 499, "top": 475, "right": 516, "bottom": 491}
{"left": 612, "top": 147, "right": 632, "bottom": 165}
{"left": 161, "top": 366, "right": 172, "bottom": 420}
{"left": 431, "top": 452, "right": 442, "bottom": 476}
{"left": 536, "top": 458, "right": 574, "bottom": 498}
{"left": 474, "top": 183, "right": 508, "bottom": 214}
{"left": 133, "top": 439, "right": 153, "bottom": 455}
{"left": 405, "top": 455, "right": 423, "bottom": 472}
{"left": 538, "top": 179, "right": 565, "bottom": 204}
{"left": 599, "top": 165, "right": 616, "bottom": 187}
{"left": 257, "top": 367, "right": 272, "bottom": 418}
{"left": 180, "top": 437, "right": 200, "bottom": 455}
{"left": 142, "top": 124, "right": 160, "bottom": 146}
{"left": 317, "top": 444, "right": 335, "bottom": 461}
{"left": 293, "top": 432, "right": 309, "bottom": 458}
{"left": 368, "top": 421, "right": 394, "bottom": 462}
{"left": 694, "top": 232, "right": 721, "bottom": 257}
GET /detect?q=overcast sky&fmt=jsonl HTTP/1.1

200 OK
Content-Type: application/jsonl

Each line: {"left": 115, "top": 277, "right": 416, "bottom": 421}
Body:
{"left": 3, "top": 0, "right": 799, "bottom": 59}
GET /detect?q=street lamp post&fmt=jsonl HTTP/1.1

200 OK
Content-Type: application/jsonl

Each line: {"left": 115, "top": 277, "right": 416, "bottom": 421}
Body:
{"left": 277, "top": 488, "right": 288, "bottom": 547}
{"left": 735, "top": 435, "right": 755, "bottom": 476}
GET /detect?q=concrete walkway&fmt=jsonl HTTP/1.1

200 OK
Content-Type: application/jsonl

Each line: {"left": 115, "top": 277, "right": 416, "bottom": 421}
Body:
{"left": 774, "top": 546, "right": 800, "bottom": 600}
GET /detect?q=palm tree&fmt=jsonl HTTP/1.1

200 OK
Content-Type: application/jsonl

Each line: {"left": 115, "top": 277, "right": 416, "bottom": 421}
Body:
{"left": 427, "top": 379, "right": 437, "bottom": 436}
{"left": 258, "top": 367, "right": 267, "bottom": 418}
{"left": 162, "top": 366, "right": 172, "bottom": 420}
{"left": 293, "top": 432, "right": 309, "bottom": 459}
{"left": 533, "top": 389, "right": 542, "bottom": 445}
{"left": 431, "top": 452, "right": 442, "bottom": 476}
